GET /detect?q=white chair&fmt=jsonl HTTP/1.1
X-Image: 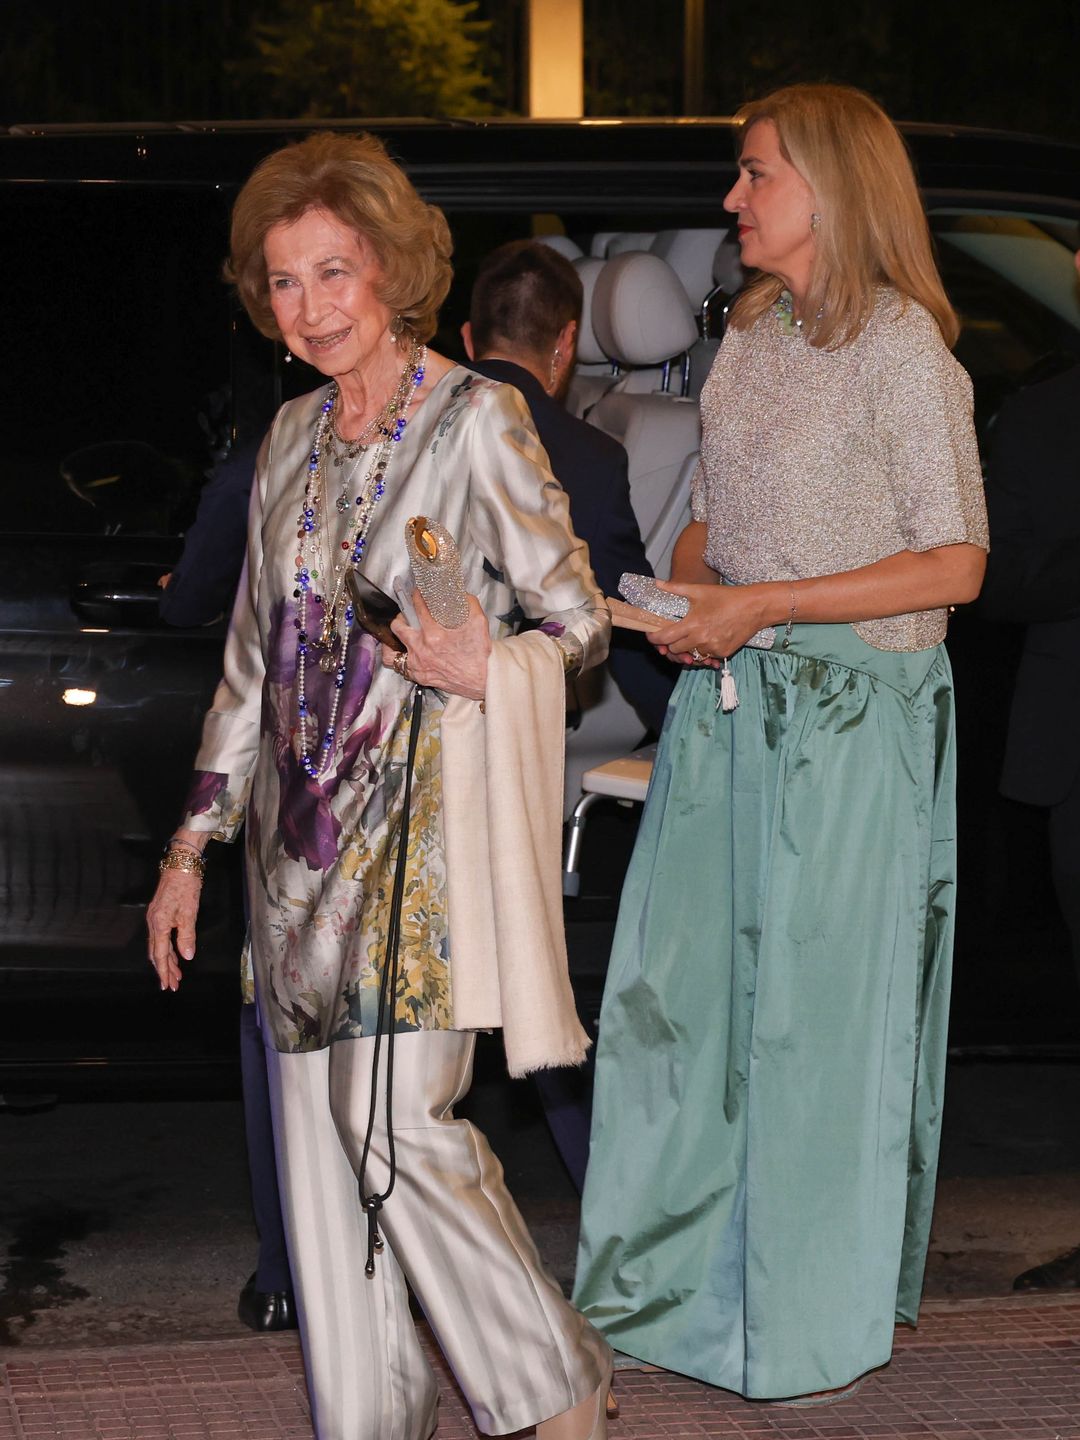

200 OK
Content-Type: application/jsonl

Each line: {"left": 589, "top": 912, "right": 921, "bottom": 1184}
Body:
{"left": 650, "top": 228, "right": 730, "bottom": 310}
{"left": 647, "top": 449, "right": 699, "bottom": 583}
{"left": 562, "top": 745, "right": 655, "bottom": 897}
{"left": 567, "top": 250, "right": 669, "bottom": 416}
{"left": 587, "top": 252, "right": 701, "bottom": 535}
{"left": 562, "top": 253, "right": 702, "bottom": 889}
{"left": 559, "top": 454, "right": 696, "bottom": 895}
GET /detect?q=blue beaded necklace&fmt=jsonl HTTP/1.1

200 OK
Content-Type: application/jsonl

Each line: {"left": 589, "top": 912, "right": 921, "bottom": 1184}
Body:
{"left": 293, "top": 341, "right": 426, "bottom": 779}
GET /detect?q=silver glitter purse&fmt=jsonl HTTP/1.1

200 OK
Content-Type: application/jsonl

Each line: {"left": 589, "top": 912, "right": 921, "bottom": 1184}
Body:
{"left": 618, "top": 571, "right": 690, "bottom": 621}
{"left": 405, "top": 516, "right": 470, "bottom": 628}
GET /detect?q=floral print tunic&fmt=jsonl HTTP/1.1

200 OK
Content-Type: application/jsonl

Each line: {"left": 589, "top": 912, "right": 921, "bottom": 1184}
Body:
{"left": 180, "top": 368, "right": 609, "bottom": 1052}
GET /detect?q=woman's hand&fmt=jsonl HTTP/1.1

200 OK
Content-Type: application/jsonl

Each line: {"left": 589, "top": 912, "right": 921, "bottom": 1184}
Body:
{"left": 146, "top": 869, "right": 202, "bottom": 992}
{"left": 648, "top": 580, "right": 772, "bottom": 665}
{"left": 382, "top": 589, "right": 492, "bottom": 701}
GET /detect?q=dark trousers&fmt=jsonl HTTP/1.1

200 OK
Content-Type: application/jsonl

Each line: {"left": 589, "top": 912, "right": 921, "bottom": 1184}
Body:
{"left": 240, "top": 1001, "right": 293, "bottom": 1293}
{"left": 532, "top": 1048, "right": 597, "bottom": 1195}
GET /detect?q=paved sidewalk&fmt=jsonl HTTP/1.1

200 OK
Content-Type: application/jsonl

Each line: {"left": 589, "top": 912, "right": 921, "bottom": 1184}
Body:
{"left": 1, "top": 1295, "right": 1077, "bottom": 1439}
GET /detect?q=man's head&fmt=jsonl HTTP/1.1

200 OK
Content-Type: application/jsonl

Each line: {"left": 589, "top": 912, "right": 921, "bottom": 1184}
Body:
{"left": 462, "top": 240, "right": 582, "bottom": 400}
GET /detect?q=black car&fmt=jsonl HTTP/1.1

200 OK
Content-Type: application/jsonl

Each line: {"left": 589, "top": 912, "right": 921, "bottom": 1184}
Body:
{"left": 1, "top": 118, "right": 1078, "bottom": 1093}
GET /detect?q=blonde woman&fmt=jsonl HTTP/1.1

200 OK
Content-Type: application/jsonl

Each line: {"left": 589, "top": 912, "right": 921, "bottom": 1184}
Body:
{"left": 147, "top": 132, "right": 612, "bottom": 1440}
{"left": 575, "top": 85, "right": 988, "bottom": 1402}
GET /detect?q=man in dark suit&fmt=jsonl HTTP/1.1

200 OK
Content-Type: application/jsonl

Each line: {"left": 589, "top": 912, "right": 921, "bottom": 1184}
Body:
{"left": 462, "top": 239, "right": 675, "bottom": 738}
{"left": 979, "top": 251, "right": 1080, "bottom": 1290}
{"left": 462, "top": 240, "right": 676, "bottom": 1191}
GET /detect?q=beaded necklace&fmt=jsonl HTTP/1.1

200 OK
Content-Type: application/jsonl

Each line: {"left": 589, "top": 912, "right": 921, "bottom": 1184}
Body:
{"left": 773, "top": 289, "right": 823, "bottom": 338}
{"left": 293, "top": 341, "right": 426, "bottom": 780}
{"left": 773, "top": 290, "right": 803, "bottom": 335}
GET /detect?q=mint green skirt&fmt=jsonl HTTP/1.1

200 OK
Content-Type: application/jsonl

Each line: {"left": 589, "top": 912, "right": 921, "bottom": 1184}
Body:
{"left": 573, "top": 623, "right": 956, "bottom": 1400}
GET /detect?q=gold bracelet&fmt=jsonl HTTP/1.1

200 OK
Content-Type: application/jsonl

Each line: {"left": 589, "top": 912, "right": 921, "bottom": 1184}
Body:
{"left": 781, "top": 587, "right": 797, "bottom": 650}
{"left": 159, "top": 848, "right": 206, "bottom": 879}
{"left": 550, "top": 634, "right": 580, "bottom": 677}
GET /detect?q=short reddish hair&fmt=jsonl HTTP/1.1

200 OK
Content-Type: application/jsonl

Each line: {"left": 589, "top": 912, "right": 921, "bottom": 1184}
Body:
{"left": 227, "top": 131, "right": 453, "bottom": 342}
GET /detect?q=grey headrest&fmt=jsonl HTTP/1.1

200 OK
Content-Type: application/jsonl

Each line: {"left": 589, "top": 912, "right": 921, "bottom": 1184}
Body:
{"left": 572, "top": 256, "right": 608, "bottom": 365}
{"left": 589, "top": 230, "right": 656, "bottom": 258}
{"left": 591, "top": 252, "right": 699, "bottom": 367}
{"left": 538, "top": 234, "right": 584, "bottom": 261}
{"left": 650, "top": 229, "right": 731, "bottom": 310}
{"left": 711, "top": 234, "right": 745, "bottom": 294}
{"left": 606, "top": 232, "right": 658, "bottom": 257}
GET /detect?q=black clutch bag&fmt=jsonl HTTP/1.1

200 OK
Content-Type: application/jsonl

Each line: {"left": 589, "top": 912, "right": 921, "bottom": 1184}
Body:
{"left": 346, "top": 568, "right": 406, "bottom": 652}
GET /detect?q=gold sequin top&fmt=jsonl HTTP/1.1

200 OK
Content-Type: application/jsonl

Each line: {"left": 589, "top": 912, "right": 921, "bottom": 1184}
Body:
{"left": 692, "top": 288, "right": 989, "bottom": 651}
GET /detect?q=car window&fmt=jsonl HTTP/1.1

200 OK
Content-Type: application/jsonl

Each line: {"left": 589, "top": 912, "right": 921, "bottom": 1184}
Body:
{"left": 0, "top": 184, "right": 235, "bottom": 537}
{"left": 6, "top": 176, "right": 1076, "bottom": 546}
{"left": 931, "top": 211, "right": 1080, "bottom": 441}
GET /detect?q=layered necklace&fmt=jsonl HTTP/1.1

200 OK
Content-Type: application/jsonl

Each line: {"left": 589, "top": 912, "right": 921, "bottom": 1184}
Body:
{"left": 293, "top": 338, "right": 426, "bottom": 779}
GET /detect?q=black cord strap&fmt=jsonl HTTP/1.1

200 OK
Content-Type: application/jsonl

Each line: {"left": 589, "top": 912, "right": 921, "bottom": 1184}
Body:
{"left": 357, "top": 684, "right": 424, "bottom": 1277}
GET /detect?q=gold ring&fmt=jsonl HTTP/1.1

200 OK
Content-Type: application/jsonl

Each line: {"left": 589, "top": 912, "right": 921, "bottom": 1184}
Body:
{"left": 393, "top": 649, "right": 410, "bottom": 680}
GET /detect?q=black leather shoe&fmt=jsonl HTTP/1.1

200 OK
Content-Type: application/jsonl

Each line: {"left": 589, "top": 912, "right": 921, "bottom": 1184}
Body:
{"left": 237, "top": 1272, "right": 299, "bottom": 1331}
{"left": 1013, "top": 1244, "right": 1080, "bottom": 1291}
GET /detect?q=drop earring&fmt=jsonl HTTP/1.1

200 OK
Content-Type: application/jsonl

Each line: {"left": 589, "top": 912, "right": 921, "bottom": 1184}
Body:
{"left": 549, "top": 346, "right": 560, "bottom": 390}
{"left": 810, "top": 212, "right": 821, "bottom": 234}
{"left": 283, "top": 350, "right": 293, "bottom": 364}
{"left": 389, "top": 313, "right": 406, "bottom": 344}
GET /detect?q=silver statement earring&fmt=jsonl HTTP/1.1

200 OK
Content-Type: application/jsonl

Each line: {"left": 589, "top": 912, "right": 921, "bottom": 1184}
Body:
{"left": 810, "top": 213, "right": 821, "bottom": 235}
{"left": 549, "top": 346, "right": 561, "bottom": 389}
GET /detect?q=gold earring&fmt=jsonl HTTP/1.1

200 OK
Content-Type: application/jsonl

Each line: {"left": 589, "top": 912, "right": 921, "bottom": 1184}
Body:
{"left": 389, "top": 314, "right": 406, "bottom": 344}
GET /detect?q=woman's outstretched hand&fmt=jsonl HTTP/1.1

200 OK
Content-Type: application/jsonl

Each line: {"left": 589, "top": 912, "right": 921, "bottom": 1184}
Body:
{"left": 647, "top": 580, "right": 771, "bottom": 665}
{"left": 383, "top": 589, "right": 491, "bottom": 700}
{"left": 146, "top": 870, "right": 202, "bottom": 992}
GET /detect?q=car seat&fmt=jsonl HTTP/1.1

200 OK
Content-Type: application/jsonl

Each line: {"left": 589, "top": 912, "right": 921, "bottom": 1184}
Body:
{"left": 685, "top": 233, "right": 745, "bottom": 398}
{"left": 566, "top": 256, "right": 620, "bottom": 420}
{"left": 537, "top": 233, "right": 585, "bottom": 261}
{"left": 650, "top": 227, "right": 730, "bottom": 311}
{"left": 561, "top": 253, "right": 701, "bottom": 821}
{"left": 586, "top": 252, "right": 701, "bottom": 538}
{"left": 590, "top": 230, "right": 657, "bottom": 258}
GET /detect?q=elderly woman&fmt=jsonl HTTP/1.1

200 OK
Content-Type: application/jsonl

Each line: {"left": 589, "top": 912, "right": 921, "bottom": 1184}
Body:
{"left": 574, "top": 85, "right": 988, "bottom": 1402}
{"left": 147, "top": 132, "right": 612, "bottom": 1440}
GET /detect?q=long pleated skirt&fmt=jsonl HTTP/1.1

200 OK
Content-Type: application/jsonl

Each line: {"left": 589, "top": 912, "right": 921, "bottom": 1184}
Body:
{"left": 573, "top": 623, "right": 957, "bottom": 1400}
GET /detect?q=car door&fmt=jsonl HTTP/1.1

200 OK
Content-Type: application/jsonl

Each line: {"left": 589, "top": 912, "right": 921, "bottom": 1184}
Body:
{"left": 0, "top": 178, "right": 253, "bottom": 1076}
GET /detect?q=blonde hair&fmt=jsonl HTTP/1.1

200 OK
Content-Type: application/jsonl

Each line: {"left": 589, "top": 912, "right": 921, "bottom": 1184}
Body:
{"left": 729, "top": 84, "right": 958, "bottom": 350}
{"left": 227, "top": 131, "right": 453, "bottom": 343}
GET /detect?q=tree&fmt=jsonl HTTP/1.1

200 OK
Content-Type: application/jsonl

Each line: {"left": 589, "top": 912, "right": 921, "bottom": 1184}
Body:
{"left": 241, "top": 0, "right": 493, "bottom": 118}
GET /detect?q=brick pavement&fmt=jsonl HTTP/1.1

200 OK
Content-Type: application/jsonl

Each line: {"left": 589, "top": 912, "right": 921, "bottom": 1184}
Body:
{"left": 0, "top": 1295, "right": 1077, "bottom": 1440}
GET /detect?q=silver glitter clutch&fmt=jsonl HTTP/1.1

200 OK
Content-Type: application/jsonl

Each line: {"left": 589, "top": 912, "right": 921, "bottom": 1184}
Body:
{"left": 618, "top": 572, "right": 690, "bottom": 621}
{"left": 405, "top": 516, "right": 470, "bottom": 628}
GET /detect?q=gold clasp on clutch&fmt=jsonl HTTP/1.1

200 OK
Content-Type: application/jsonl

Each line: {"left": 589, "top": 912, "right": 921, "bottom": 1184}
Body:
{"left": 410, "top": 517, "right": 439, "bottom": 564}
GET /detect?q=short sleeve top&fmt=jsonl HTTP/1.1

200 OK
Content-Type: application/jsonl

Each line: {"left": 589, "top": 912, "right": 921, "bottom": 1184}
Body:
{"left": 690, "top": 289, "right": 989, "bottom": 651}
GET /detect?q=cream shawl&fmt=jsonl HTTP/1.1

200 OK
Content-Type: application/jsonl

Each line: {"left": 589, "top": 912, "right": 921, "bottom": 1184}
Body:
{"left": 440, "top": 631, "right": 590, "bottom": 1078}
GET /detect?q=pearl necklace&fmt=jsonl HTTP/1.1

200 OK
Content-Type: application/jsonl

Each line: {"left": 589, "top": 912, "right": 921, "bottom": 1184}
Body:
{"left": 293, "top": 342, "right": 426, "bottom": 780}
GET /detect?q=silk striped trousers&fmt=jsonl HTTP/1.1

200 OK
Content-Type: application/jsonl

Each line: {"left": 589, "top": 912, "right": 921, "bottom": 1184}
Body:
{"left": 265, "top": 1029, "right": 610, "bottom": 1439}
